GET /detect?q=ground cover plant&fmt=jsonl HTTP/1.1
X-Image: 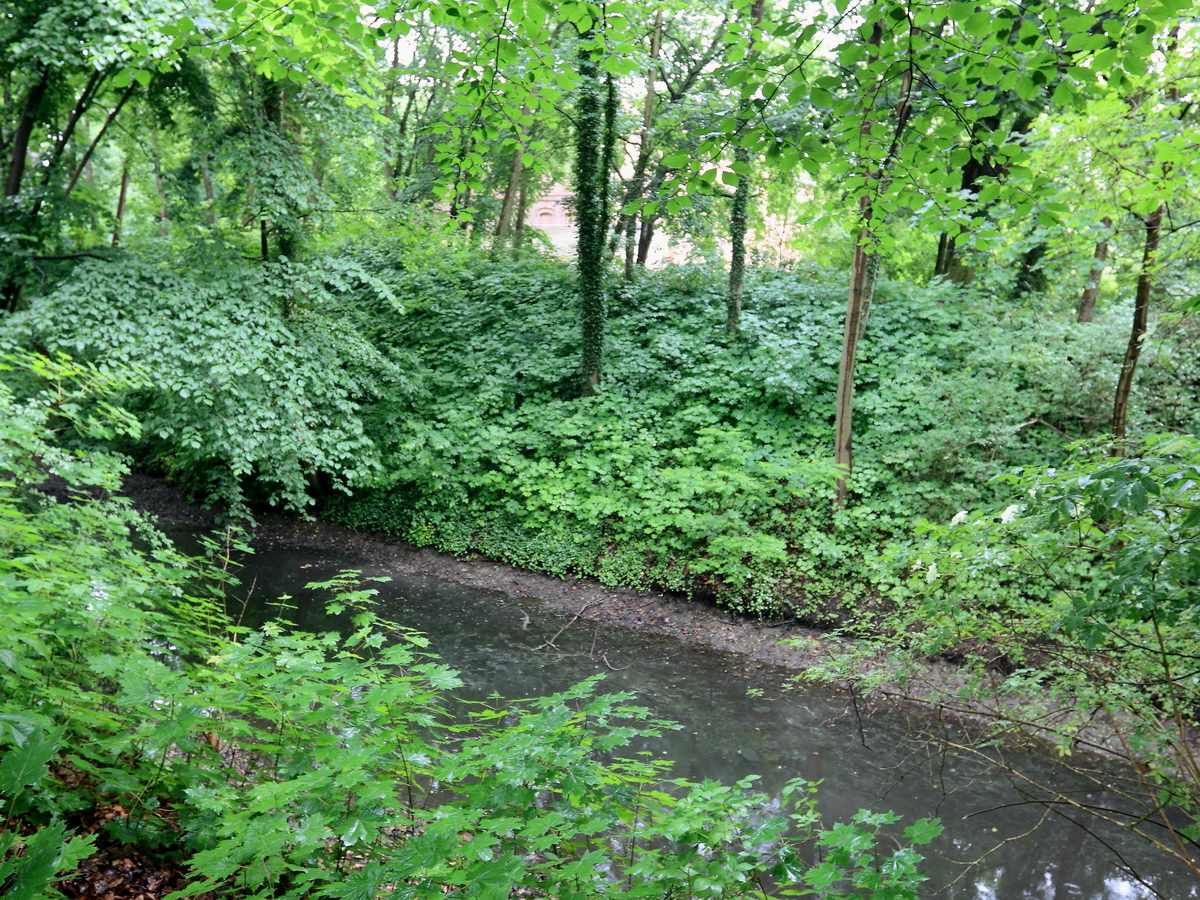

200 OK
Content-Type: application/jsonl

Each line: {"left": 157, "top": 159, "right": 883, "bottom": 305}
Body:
{"left": 0, "top": 356, "right": 940, "bottom": 898}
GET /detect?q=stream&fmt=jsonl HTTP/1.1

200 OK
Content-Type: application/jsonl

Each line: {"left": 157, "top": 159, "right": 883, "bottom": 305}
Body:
{"left": 226, "top": 543, "right": 1198, "bottom": 900}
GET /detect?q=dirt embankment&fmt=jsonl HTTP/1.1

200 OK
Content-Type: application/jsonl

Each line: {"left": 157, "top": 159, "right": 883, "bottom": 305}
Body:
{"left": 123, "top": 473, "right": 993, "bottom": 715}
{"left": 123, "top": 474, "right": 847, "bottom": 668}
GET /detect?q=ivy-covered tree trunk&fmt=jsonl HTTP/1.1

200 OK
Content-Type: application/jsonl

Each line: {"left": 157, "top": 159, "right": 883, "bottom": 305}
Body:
{"left": 1111, "top": 204, "right": 1163, "bottom": 451}
{"left": 726, "top": 0, "right": 764, "bottom": 335}
{"left": 727, "top": 145, "right": 750, "bottom": 334}
{"left": 1077, "top": 217, "right": 1112, "bottom": 323}
{"left": 575, "top": 35, "right": 606, "bottom": 394}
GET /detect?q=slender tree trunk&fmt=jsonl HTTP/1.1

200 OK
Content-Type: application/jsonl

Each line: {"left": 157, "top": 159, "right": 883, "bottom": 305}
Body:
{"left": 111, "top": 157, "right": 130, "bottom": 246}
{"left": 150, "top": 134, "right": 169, "bottom": 239}
{"left": 726, "top": 0, "right": 765, "bottom": 335}
{"left": 576, "top": 34, "right": 606, "bottom": 394}
{"left": 637, "top": 213, "right": 657, "bottom": 266}
{"left": 387, "top": 89, "right": 417, "bottom": 198}
{"left": 623, "top": 211, "right": 638, "bottom": 281}
{"left": 1077, "top": 217, "right": 1112, "bottom": 323}
{"left": 382, "top": 33, "right": 407, "bottom": 201}
{"left": 494, "top": 146, "right": 523, "bottom": 246}
{"left": 513, "top": 166, "right": 530, "bottom": 251}
{"left": 1111, "top": 204, "right": 1163, "bottom": 452}
{"left": 857, "top": 252, "right": 881, "bottom": 341}
{"left": 60, "top": 82, "right": 136, "bottom": 203}
{"left": 616, "top": 12, "right": 661, "bottom": 280}
{"left": 835, "top": 207, "right": 872, "bottom": 506}
{"left": 834, "top": 20, "right": 913, "bottom": 507}
{"left": 201, "top": 152, "right": 216, "bottom": 224}
{"left": 934, "top": 232, "right": 951, "bottom": 278}
{"left": 40, "top": 69, "right": 105, "bottom": 187}
{"left": 5, "top": 68, "right": 50, "bottom": 198}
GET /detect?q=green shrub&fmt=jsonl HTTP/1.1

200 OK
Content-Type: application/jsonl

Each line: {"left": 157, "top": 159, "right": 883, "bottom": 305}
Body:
{"left": 4, "top": 252, "right": 399, "bottom": 517}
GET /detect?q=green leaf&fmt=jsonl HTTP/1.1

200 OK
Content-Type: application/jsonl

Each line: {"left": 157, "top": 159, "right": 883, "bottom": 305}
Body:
{"left": 0, "top": 726, "right": 64, "bottom": 796}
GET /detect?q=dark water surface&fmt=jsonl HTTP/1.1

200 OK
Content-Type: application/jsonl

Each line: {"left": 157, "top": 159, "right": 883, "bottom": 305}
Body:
{"left": 229, "top": 544, "right": 1198, "bottom": 900}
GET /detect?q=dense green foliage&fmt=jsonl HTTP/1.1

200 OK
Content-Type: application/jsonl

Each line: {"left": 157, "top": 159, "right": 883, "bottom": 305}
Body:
{"left": 792, "top": 434, "right": 1200, "bottom": 874}
{"left": 5, "top": 253, "right": 398, "bottom": 517}
{"left": 2, "top": 0, "right": 1198, "bottom": 890}
{"left": 0, "top": 362, "right": 939, "bottom": 898}
{"left": 302, "top": 248, "right": 1192, "bottom": 617}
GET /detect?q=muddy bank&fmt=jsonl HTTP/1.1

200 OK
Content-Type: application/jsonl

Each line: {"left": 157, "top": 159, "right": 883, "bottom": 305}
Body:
{"left": 123, "top": 473, "right": 980, "bottom": 708}
{"left": 124, "top": 475, "right": 842, "bottom": 667}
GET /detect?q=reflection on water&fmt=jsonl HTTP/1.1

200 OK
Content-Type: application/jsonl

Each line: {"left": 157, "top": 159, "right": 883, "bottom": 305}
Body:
{"left": 228, "top": 545, "right": 1198, "bottom": 900}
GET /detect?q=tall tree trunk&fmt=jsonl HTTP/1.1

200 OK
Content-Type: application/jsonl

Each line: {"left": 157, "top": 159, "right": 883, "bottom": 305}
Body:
{"left": 39, "top": 68, "right": 105, "bottom": 187}
{"left": 60, "top": 82, "right": 136, "bottom": 202}
{"left": 111, "top": 156, "right": 130, "bottom": 246}
{"left": 1077, "top": 217, "right": 1112, "bottom": 323}
{"left": 834, "top": 20, "right": 913, "bottom": 507}
{"left": 615, "top": 12, "right": 661, "bottom": 279}
{"left": 623, "top": 210, "right": 638, "bottom": 281}
{"left": 932, "top": 112, "right": 1034, "bottom": 283}
{"left": 575, "top": 34, "right": 606, "bottom": 394}
{"left": 1012, "top": 239, "right": 1048, "bottom": 298}
{"left": 387, "top": 89, "right": 417, "bottom": 198}
{"left": 5, "top": 68, "right": 50, "bottom": 198}
{"left": 636, "top": 213, "right": 657, "bottom": 266}
{"left": 513, "top": 165, "right": 530, "bottom": 251}
{"left": 726, "top": 0, "right": 765, "bottom": 335}
{"left": 857, "top": 251, "right": 881, "bottom": 341}
{"left": 150, "top": 134, "right": 169, "bottom": 239}
{"left": 493, "top": 146, "right": 523, "bottom": 246}
{"left": 1111, "top": 205, "right": 1163, "bottom": 452}
{"left": 835, "top": 207, "right": 873, "bottom": 507}
{"left": 934, "top": 232, "right": 951, "bottom": 278}
{"left": 635, "top": 167, "right": 666, "bottom": 266}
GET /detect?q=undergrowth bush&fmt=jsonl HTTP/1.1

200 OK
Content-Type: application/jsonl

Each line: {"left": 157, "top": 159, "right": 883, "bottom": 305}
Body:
{"left": 5, "top": 238, "right": 1196, "bottom": 621}
{"left": 327, "top": 248, "right": 1195, "bottom": 618}
{"left": 4, "top": 250, "right": 399, "bottom": 518}
{"left": 797, "top": 434, "right": 1200, "bottom": 879}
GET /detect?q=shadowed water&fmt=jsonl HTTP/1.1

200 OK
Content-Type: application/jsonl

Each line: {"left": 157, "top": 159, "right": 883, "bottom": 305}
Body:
{"left": 229, "top": 544, "right": 1199, "bottom": 900}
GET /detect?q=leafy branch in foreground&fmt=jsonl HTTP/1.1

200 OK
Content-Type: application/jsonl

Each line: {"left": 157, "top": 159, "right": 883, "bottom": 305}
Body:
{"left": 803, "top": 434, "right": 1200, "bottom": 880}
